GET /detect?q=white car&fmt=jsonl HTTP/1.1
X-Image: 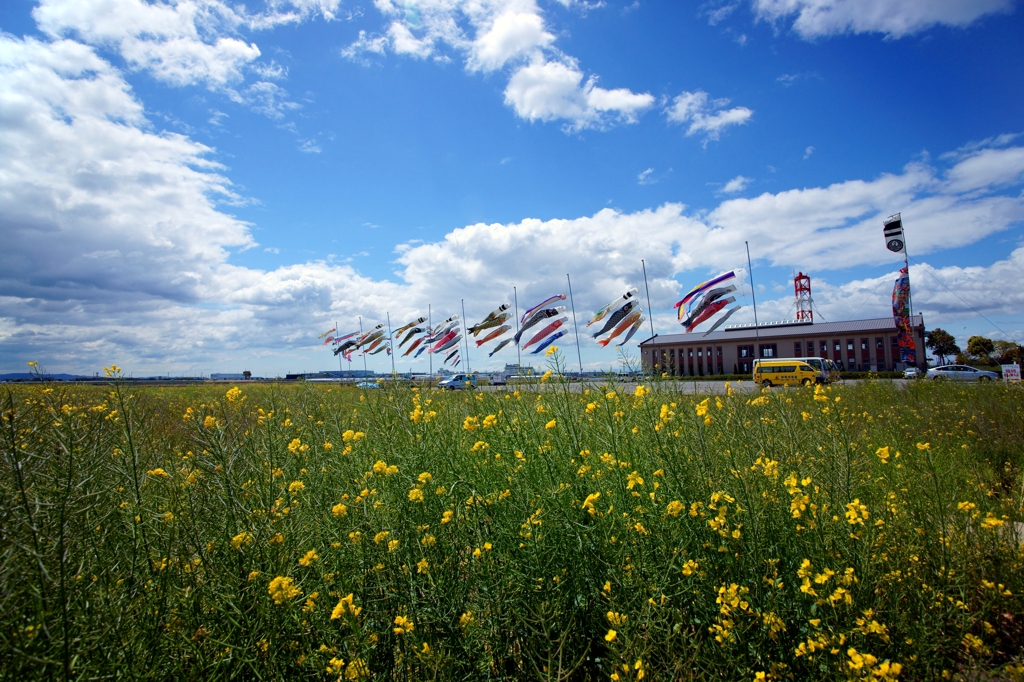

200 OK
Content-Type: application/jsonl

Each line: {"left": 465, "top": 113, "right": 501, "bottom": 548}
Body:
{"left": 925, "top": 365, "right": 999, "bottom": 382}
{"left": 903, "top": 367, "right": 920, "bottom": 379}
{"left": 437, "top": 374, "right": 477, "bottom": 390}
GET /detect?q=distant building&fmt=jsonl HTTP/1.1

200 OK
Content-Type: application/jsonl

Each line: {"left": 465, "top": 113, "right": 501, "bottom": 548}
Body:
{"left": 211, "top": 373, "right": 248, "bottom": 380}
{"left": 639, "top": 315, "right": 925, "bottom": 375}
{"left": 504, "top": 363, "right": 536, "bottom": 375}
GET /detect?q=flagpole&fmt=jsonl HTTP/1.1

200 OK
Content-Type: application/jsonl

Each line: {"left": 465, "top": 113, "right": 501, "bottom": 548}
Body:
{"left": 745, "top": 241, "right": 761, "bottom": 356}
{"left": 566, "top": 274, "right": 584, "bottom": 376}
{"left": 336, "top": 319, "right": 342, "bottom": 378}
{"left": 514, "top": 287, "right": 522, "bottom": 372}
{"left": 641, "top": 259, "right": 656, "bottom": 340}
{"left": 461, "top": 299, "right": 471, "bottom": 374}
{"left": 386, "top": 312, "right": 396, "bottom": 376}
{"left": 359, "top": 317, "right": 367, "bottom": 374}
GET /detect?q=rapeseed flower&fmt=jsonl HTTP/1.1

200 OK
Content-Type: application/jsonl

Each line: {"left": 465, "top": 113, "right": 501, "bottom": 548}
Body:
{"left": 582, "top": 492, "right": 601, "bottom": 514}
{"left": 203, "top": 416, "right": 217, "bottom": 429}
{"left": 545, "top": 345, "right": 558, "bottom": 356}
{"left": 299, "top": 549, "right": 319, "bottom": 566}
{"left": 268, "top": 576, "right": 301, "bottom": 604}
{"left": 146, "top": 468, "right": 169, "bottom": 478}
{"left": 288, "top": 480, "right": 305, "bottom": 493}
{"left": 393, "top": 615, "right": 414, "bottom": 635}
{"left": 231, "top": 531, "right": 253, "bottom": 549}
{"left": 373, "top": 531, "right": 390, "bottom": 544}
{"left": 605, "top": 629, "right": 617, "bottom": 641}
{"left": 332, "top": 503, "right": 348, "bottom": 517}
{"left": 408, "top": 488, "right": 424, "bottom": 502}
{"left": 331, "top": 593, "right": 362, "bottom": 619}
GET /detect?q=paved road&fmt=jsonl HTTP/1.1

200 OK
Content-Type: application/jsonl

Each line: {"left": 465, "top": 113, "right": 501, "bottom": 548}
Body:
{"left": 474, "top": 378, "right": 911, "bottom": 394}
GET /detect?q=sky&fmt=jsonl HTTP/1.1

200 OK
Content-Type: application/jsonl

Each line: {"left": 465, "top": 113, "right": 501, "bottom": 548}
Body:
{"left": 1, "top": 0, "right": 1023, "bottom": 377}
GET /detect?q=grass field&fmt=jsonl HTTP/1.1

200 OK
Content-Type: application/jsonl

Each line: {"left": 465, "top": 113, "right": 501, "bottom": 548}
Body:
{"left": 2, "top": 355, "right": 1023, "bottom": 680}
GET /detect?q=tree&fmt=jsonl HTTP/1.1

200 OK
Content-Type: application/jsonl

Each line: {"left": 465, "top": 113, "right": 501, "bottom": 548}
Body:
{"left": 925, "top": 328, "right": 960, "bottom": 365}
{"left": 243, "top": 370, "right": 252, "bottom": 379}
{"left": 966, "top": 335, "right": 995, "bottom": 363}
{"left": 994, "top": 341, "right": 1024, "bottom": 366}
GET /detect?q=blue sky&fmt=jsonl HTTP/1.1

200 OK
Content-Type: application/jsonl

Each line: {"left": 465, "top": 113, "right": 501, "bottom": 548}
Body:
{"left": 2, "top": 0, "right": 1023, "bottom": 376}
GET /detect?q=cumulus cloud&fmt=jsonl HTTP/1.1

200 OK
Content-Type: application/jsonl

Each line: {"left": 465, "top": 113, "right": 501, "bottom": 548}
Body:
{"left": 3, "top": 32, "right": 1024, "bottom": 373}
{"left": 720, "top": 175, "right": 752, "bottom": 194}
{"left": 666, "top": 90, "right": 753, "bottom": 143}
{"left": 31, "top": 0, "right": 334, "bottom": 116}
{"left": 753, "top": 0, "right": 1014, "bottom": 39}
{"left": 345, "top": 0, "right": 656, "bottom": 130}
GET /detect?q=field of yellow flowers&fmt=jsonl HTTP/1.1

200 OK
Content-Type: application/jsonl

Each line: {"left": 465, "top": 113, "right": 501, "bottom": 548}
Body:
{"left": 2, "top": 358, "right": 1023, "bottom": 680}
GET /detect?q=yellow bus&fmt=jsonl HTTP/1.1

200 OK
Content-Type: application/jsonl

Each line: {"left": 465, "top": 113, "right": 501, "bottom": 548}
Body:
{"left": 753, "top": 360, "right": 823, "bottom": 387}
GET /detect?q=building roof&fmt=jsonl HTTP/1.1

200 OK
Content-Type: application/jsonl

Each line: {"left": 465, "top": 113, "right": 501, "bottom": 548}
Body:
{"left": 639, "top": 315, "right": 923, "bottom": 347}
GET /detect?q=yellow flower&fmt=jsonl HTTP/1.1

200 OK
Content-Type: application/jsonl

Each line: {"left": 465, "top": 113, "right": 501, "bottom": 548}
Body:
{"left": 373, "top": 531, "right": 390, "bottom": 544}
{"left": 323, "top": 441, "right": 333, "bottom": 450}
{"left": 327, "top": 657, "right": 345, "bottom": 675}
{"left": 268, "top": 533, "right": 284, "bottom": 544}
{"left": 459, "top": 611, "right": 474, "bottom": 628}
{"left": 876, "top": 446, "right": 891, "bottom": 463}
{"left": 417, "top": 558, "right": 429, "bottom": 574}
{"left": 845, "top": 499, "right": 869, "bottom": 525}
{"left": 626, "top": 471, "right": 645, "bottom": 489}
{"left": 288, "top": 480, "right": 305, "bottom": 493}
{"left": 634, "top": 384, "right": 648, "bottom": 397}
{"left": 203, "top": 416, "right": 217, "bottom": 429}
{"left": 606, "top": 391, "right": 617, "bottom": 400}
{"left": 331, "top": 593, "right": 362, "bottom": 619}
{"left": 582, "top": 492, "right": 601, "bottom": 514}
{"left": 393, "top": 615, "right": 414, "bottom": 635}
{"left": 441, "top": 510, "right": 454, "bottom": 524}
{"left": 462, "top": 416, "right": 479, "bottom": 432}
{"left": 231, "top": 531, "right": 253, "bottom": 550}
{"left": 605, "top": 629, "right": 618, "bottom": 642}
{"left": 225, "top": 386, "right": 243, "bottom": 402}
{"left": 409, "top": 488, "right": 424, "bottom": 503}
{"left": 268, "top": 576, "right": 301, "bottom": 604}
{"left": 541, "top": 370, "right": 553, "bottom": 382}
{"left": 418, "top": 472, "right": 433, "bottom": 484}
{"left": 160, "top": 511, "right": 174, "bottom": 523}
{"left": 916, "top": 442, "right": 930, "bottom": 450}
{"left": 332, "top": 503, "right": 348, "bottom": 517}
{"left": 421, "top": 535, "right": 436, "bottom": 546}
{"left": 545, "top": 419, "right": 556, "bottom": 429}
{"left": 346, "top": 659, "right": 369, "bottom": 680}
{"left": 387, "top": 539, "right": 399, "bottom": 552}
{"left": 545, "top": 345, "right": 559, "bottom": 356}
{"left": 695, "top": 398, "right": 710, "bottom": 417}
{"left": 607, "top": 611, "right": 627, "bottom": 627}
{"left": 981, "top": 514, "right": 1005, "bottom": 529}
{"left": 146, "top": 468, "right": 169, "bottom": 478}
{"left": 27, "top": 360, "right": 38, "bottom": 368}
{"left": 348, "top": 531, "right": 362, "bottom": 544}
{"left": 298, "top": 549, "right": 319, "bottom": 566}
{"left": 681, "top": 559, "right": 699, "bottom": 576}
{"left": 472, "top": 440, "right": 489, "bottom": 451}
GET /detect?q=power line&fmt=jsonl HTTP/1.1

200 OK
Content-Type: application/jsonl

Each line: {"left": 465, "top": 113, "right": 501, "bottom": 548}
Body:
{"left": 909, "top": 257, "right": 1018, "bottom": 341}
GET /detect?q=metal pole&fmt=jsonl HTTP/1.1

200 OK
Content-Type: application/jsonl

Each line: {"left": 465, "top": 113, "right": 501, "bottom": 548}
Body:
{"left": 566, "top": 274, "right": 584, "bottom": 376}
{"left": 641, "top": 259, "right": 656, "bottom": 341}
{"left": 342, "top": 319, "right": 350, "bottom": 376}
{"left": 514, "top": 287, "right": 522, "bottom": 372}
{"left": 901, "top": 218, "right": 920, "bottom": 368}
{"left": 745, "top": 241, "right": 761, "bottom": 358}
{"left": 359, "top": 317, "right": 367, "bottom": 374}
{"left": 428, "top": 305, "right": 433, "bottom": 380}
{"left": 461, "top": 299, "right": 471, "bottom": 374}
{"left": 386, "top": 311, "right": 396, "bottom": 375}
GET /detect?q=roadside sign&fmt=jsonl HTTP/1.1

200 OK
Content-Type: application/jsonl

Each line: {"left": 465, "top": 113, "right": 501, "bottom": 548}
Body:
{"left": 1002, "top": 364, "right": 1021, "bottom": 382}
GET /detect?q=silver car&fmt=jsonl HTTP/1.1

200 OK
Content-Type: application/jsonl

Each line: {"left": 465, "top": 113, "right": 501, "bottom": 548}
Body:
{"left": 925, "top": 365, "right": 999, "bottom": 382}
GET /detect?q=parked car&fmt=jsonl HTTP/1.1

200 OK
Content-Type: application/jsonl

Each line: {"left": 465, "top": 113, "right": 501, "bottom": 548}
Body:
{"left": 925, "top": 365, "right": 999, "bottom": 382}
{"left": 355, "top": 380, "right": 382, "bottom": 389}
{"left": 489, "top": 374, "right": 508, "bottom": 386}
{"left": 438, "top": 374, "right": 477, "bottom": 390}
{"left": 903, "top": 367, "right": 921, "bottom": 379}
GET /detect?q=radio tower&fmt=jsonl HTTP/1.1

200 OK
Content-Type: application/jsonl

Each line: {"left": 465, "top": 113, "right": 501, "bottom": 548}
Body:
{"left": 794, "top": 272, "right": 813, "bottom": 322}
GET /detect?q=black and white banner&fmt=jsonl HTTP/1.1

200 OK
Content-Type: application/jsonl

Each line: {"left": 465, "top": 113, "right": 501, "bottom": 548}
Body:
{"left": 883, "top": 213, "right": 905, "bottom": 253}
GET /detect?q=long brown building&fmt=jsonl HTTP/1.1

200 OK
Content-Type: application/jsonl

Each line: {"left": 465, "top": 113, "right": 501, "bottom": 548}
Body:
{"left": 638, "top": 315, "right": 926, "bottom": 375}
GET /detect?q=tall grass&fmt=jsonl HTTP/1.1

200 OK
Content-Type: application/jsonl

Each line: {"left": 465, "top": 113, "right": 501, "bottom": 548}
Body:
{"left": 2, "top": 359, "right": 1023, "bottom": 680}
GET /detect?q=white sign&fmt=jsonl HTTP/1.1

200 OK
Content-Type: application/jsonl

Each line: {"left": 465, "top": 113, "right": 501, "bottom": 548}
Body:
{"left": 1002, "top": 364, "right": 1021, "bottom": 382}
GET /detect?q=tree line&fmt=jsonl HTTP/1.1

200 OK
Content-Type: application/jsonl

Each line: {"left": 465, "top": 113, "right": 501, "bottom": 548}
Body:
{"left": 925, "top": 328, "right": 1023, "bottom": 367}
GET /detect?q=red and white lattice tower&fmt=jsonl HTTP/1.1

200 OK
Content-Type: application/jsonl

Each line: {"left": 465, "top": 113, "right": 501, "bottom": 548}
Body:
{"left": 794, "top": 272, "right": 813, "bottom": 322}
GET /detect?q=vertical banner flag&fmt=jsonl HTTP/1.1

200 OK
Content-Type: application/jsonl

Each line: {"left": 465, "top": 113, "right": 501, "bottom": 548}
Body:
{"left": 892, "top": 267, "right": 916, "bottom": 364}
{"left": 883, "top": 214, "right": 906, "bottom": 253}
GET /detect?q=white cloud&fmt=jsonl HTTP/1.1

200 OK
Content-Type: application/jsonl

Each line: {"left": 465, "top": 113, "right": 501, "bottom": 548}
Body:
{"left": 346, "top": 0, "right": 655, "bottom": 130}
{"left": 804, "top": 145, "right": 815, "bottom": 158}
{"left": 504, "top": 57, "right": 654, "bottom": 130}
{"left": 753, "top": 0, "right": 1014, "bottom": 39}
{"left": 468, "top": 10, "right": 554, "bottom": 72}
{"left": 666, "top": 89, "right": 753, "bottom": 142}
{"left": 637, "top": 168, "right": 655, "bottom": 185}
{"left": 31, "top": 0, "right": 336, "bottom": 118}
{"left": 298, "top": 139, "right": 321, "bottom": 153}
{"left": 3, "top": 33, "right": 1023, "bottom": 372}
{"left": 720, "top": 175, "right": 751, "bottom": 194}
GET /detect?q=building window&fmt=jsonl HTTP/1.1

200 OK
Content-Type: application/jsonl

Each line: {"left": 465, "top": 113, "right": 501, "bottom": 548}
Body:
{"left": 821, "top": 341, "right": 829, "bottom": 358}
{"left": 834, "top": 341, "right": 841, "bottom": 352}
{"left": 759, "top": 343, "right": 777, "bottom": 358}
{"left": 794, "top": 341, "right": 802, "bottom": 357}
{"left": 739, "top": 345, "right": 753, "bottom": 359}
{"left": 717, "top": 346, "right": 724, "bottom": 374}
{"left": 876, "top": 338, "right": 884, "bottom": 350}
{"left": 807, "top": 341, "right": 814, "bottom": 355}
{"left": 861, "top": 339, "right": 868, "bottom": 350}
{"left": 847, "top": 341, "right": 854, "bottom": 351}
